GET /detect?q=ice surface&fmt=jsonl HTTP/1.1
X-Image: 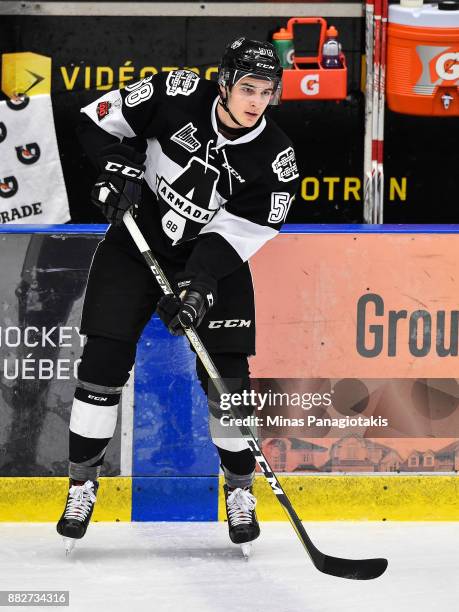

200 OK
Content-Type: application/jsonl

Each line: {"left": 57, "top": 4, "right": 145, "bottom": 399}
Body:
{"left": 0, "top": 521, "right": 457, "bottom": 612}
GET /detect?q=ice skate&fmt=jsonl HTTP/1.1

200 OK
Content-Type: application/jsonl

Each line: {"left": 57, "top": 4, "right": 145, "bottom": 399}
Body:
{"left": 224, "top": 484, "right": 260, "bottom": 558}
{"left": 56, "top": 479, "right": 99, "bottom": 555}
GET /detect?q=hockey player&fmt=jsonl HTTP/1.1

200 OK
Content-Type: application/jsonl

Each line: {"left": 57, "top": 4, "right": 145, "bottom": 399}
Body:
{"left": 57, "top": 37, "right": 299, "bottom": 555}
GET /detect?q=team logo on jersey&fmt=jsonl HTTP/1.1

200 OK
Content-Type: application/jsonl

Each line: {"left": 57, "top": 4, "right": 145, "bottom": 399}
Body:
{"left": 0, "top": 176, "right": 19, "bottom": 198}
{"left": 156, "top": 156, "right": 220, "bottom": 243}
{"left": 15, "top": 143, "right": 41, "bottom": 165}
{"left": 171, "top": 122, "right": 201, "bottom": 152}
{"left": 157, "top": 174, "right": 216, "bottom": 224}
{"left": 166, "top": 70, "right": 199, "bottom": 97}
{"left": 97, "top": 101, "right": 111, "bottom": 121}
{"left": 271, "top": 147, "right": 299, "bottom": 182}
{"left": 6, "top": 95, "right": 30, "bottom": 111}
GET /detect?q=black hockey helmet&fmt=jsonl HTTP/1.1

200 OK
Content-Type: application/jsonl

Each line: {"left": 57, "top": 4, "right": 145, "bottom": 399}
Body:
{"left": 218, "top": 37, "right": 283, "bottom": 105}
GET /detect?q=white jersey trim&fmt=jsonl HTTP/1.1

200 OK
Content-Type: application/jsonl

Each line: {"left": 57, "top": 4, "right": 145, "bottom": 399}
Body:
{"left": 199, "top": 207, "right": 277, "bottom": 262}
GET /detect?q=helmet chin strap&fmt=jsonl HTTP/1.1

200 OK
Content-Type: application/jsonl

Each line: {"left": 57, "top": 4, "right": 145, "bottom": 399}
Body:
{"left": 218, "top": 87, "right": 245, "bottom": 127}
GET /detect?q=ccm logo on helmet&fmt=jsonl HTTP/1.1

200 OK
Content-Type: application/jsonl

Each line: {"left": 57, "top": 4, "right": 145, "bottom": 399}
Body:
{"left": 256, "top": 62, "right": 275, "bottom": 70}
{"left": 208, "top": 319, "right": 252, "bottom": 329}
{"left": 104, "top": 161, "right": 144, "bottom": 179}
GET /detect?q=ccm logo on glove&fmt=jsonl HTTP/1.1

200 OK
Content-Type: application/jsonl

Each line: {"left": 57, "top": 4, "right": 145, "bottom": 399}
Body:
{"left": 104, "top": 161, "right": 144, "bottom": 180}
{"left": 91, "top": 143, "right": 146, "bottom": 226}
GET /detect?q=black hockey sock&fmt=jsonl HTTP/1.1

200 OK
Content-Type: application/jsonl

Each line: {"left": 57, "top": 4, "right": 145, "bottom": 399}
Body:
{"left": 195, "top": 351, "right": 256, "bottom": 488}
{"left": 218, "top": 447, "right": 256, "bottom": 474}
{"left": 218, "top": 447, "right": 256, "bottom": 489}
{"left": 69, "top": 430, "right": 111, "bottom": 481}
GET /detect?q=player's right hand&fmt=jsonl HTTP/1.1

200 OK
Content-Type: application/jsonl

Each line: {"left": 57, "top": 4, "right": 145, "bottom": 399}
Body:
{"left": 91, "top": 143, "right": 146, "bottom": 226}
{"left": 156, "top": 272, "right": 217, "bottom": 336}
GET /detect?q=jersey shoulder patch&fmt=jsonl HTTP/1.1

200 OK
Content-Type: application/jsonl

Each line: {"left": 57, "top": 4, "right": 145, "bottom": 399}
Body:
{"left": 166, "top": 70, "right": 200, "bottom": 97}
{"left": 271, "top": 146, "right": 299, "bottom": 183}
{"left": 171, "top": 122, "right": 201, "bottom": 152}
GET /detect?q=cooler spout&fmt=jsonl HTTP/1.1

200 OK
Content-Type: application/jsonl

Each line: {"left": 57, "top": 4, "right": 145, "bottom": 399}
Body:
{"left": 441, "top": 92, "right": 454, "bottom": 110}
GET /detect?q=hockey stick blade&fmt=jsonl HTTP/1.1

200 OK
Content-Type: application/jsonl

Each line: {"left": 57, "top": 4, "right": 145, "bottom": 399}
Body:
{"left": 276, "top": 485, "right": 388, "bottom": 579}
{"left": 248, "top": 438, "right": 388, "bottom": 580}
{"left": 321, "top": 554, "right": 388, "bottom": 580}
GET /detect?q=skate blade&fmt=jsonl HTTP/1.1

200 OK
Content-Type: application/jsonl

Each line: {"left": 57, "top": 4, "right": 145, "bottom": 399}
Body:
{"left": 63, "top": 537, "right": 76, "bottom": 556}
{"left": 240, "top": 543, "right": 252, "bottom": 559}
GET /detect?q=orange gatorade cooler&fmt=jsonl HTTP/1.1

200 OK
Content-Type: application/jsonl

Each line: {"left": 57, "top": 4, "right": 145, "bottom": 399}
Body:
{"left": 387, "top": 1, "right": 459, "bottom": 116}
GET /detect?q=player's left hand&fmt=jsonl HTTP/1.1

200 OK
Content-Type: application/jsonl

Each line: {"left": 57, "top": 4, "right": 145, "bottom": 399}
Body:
{"left": 156, "top": 272, "right": 217, "bottom": 336}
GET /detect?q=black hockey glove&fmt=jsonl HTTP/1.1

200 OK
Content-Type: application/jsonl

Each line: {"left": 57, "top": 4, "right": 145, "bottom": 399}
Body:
{"left": 91, "top": 143, "right": 146, "bottom": 226}
{"left": 156, "top": 272, "right": 217, "bottom": 336}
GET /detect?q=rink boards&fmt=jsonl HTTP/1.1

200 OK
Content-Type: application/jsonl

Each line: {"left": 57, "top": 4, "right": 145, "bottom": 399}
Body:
{"left": 1, "top": 224, "right": 459, "bottom": 522}
{"left": 1, "top": 474, "right": 459, "bottom": 522}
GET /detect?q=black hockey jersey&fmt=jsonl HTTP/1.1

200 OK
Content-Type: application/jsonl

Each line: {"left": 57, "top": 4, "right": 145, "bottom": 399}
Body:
{"left": 80, "top": 70, "right": 299, "bottom": 281}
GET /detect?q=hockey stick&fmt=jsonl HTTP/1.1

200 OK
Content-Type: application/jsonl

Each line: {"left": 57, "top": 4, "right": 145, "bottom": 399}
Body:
{"left": 376, "top": 0, "right": 388, "bottom": 223}
{"left": 122, "top": 210, "right": 388, "bottom": 580}
{"left": 363, "top": 0, "right": 375, "bottom": 223}
{"left": 371, "top": 0, "right": 382, "bottom": 223}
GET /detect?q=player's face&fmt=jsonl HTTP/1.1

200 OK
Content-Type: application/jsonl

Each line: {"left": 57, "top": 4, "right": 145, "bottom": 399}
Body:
{"left": 223, "top": 76, "right": 274, "bottom": 128}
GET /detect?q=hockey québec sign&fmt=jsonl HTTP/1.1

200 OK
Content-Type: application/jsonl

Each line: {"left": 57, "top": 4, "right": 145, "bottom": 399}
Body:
{"left": 0, "top": 234, "right": 124, "bottom": 478}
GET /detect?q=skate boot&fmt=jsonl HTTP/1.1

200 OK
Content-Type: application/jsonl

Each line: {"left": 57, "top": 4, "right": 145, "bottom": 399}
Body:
{"left": 224, "top": 484, "right": 260, "bottom": 559}
{"left": 56, "top": 479, "right": 99, "bottom": 555}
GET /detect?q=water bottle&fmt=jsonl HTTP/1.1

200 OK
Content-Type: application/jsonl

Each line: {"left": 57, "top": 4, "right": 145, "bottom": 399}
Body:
{"left": 272, "top": 27, "right": 294, "bottom": 69}
{"left": 321, "top": 26, "right": 343, "bottom": 69}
